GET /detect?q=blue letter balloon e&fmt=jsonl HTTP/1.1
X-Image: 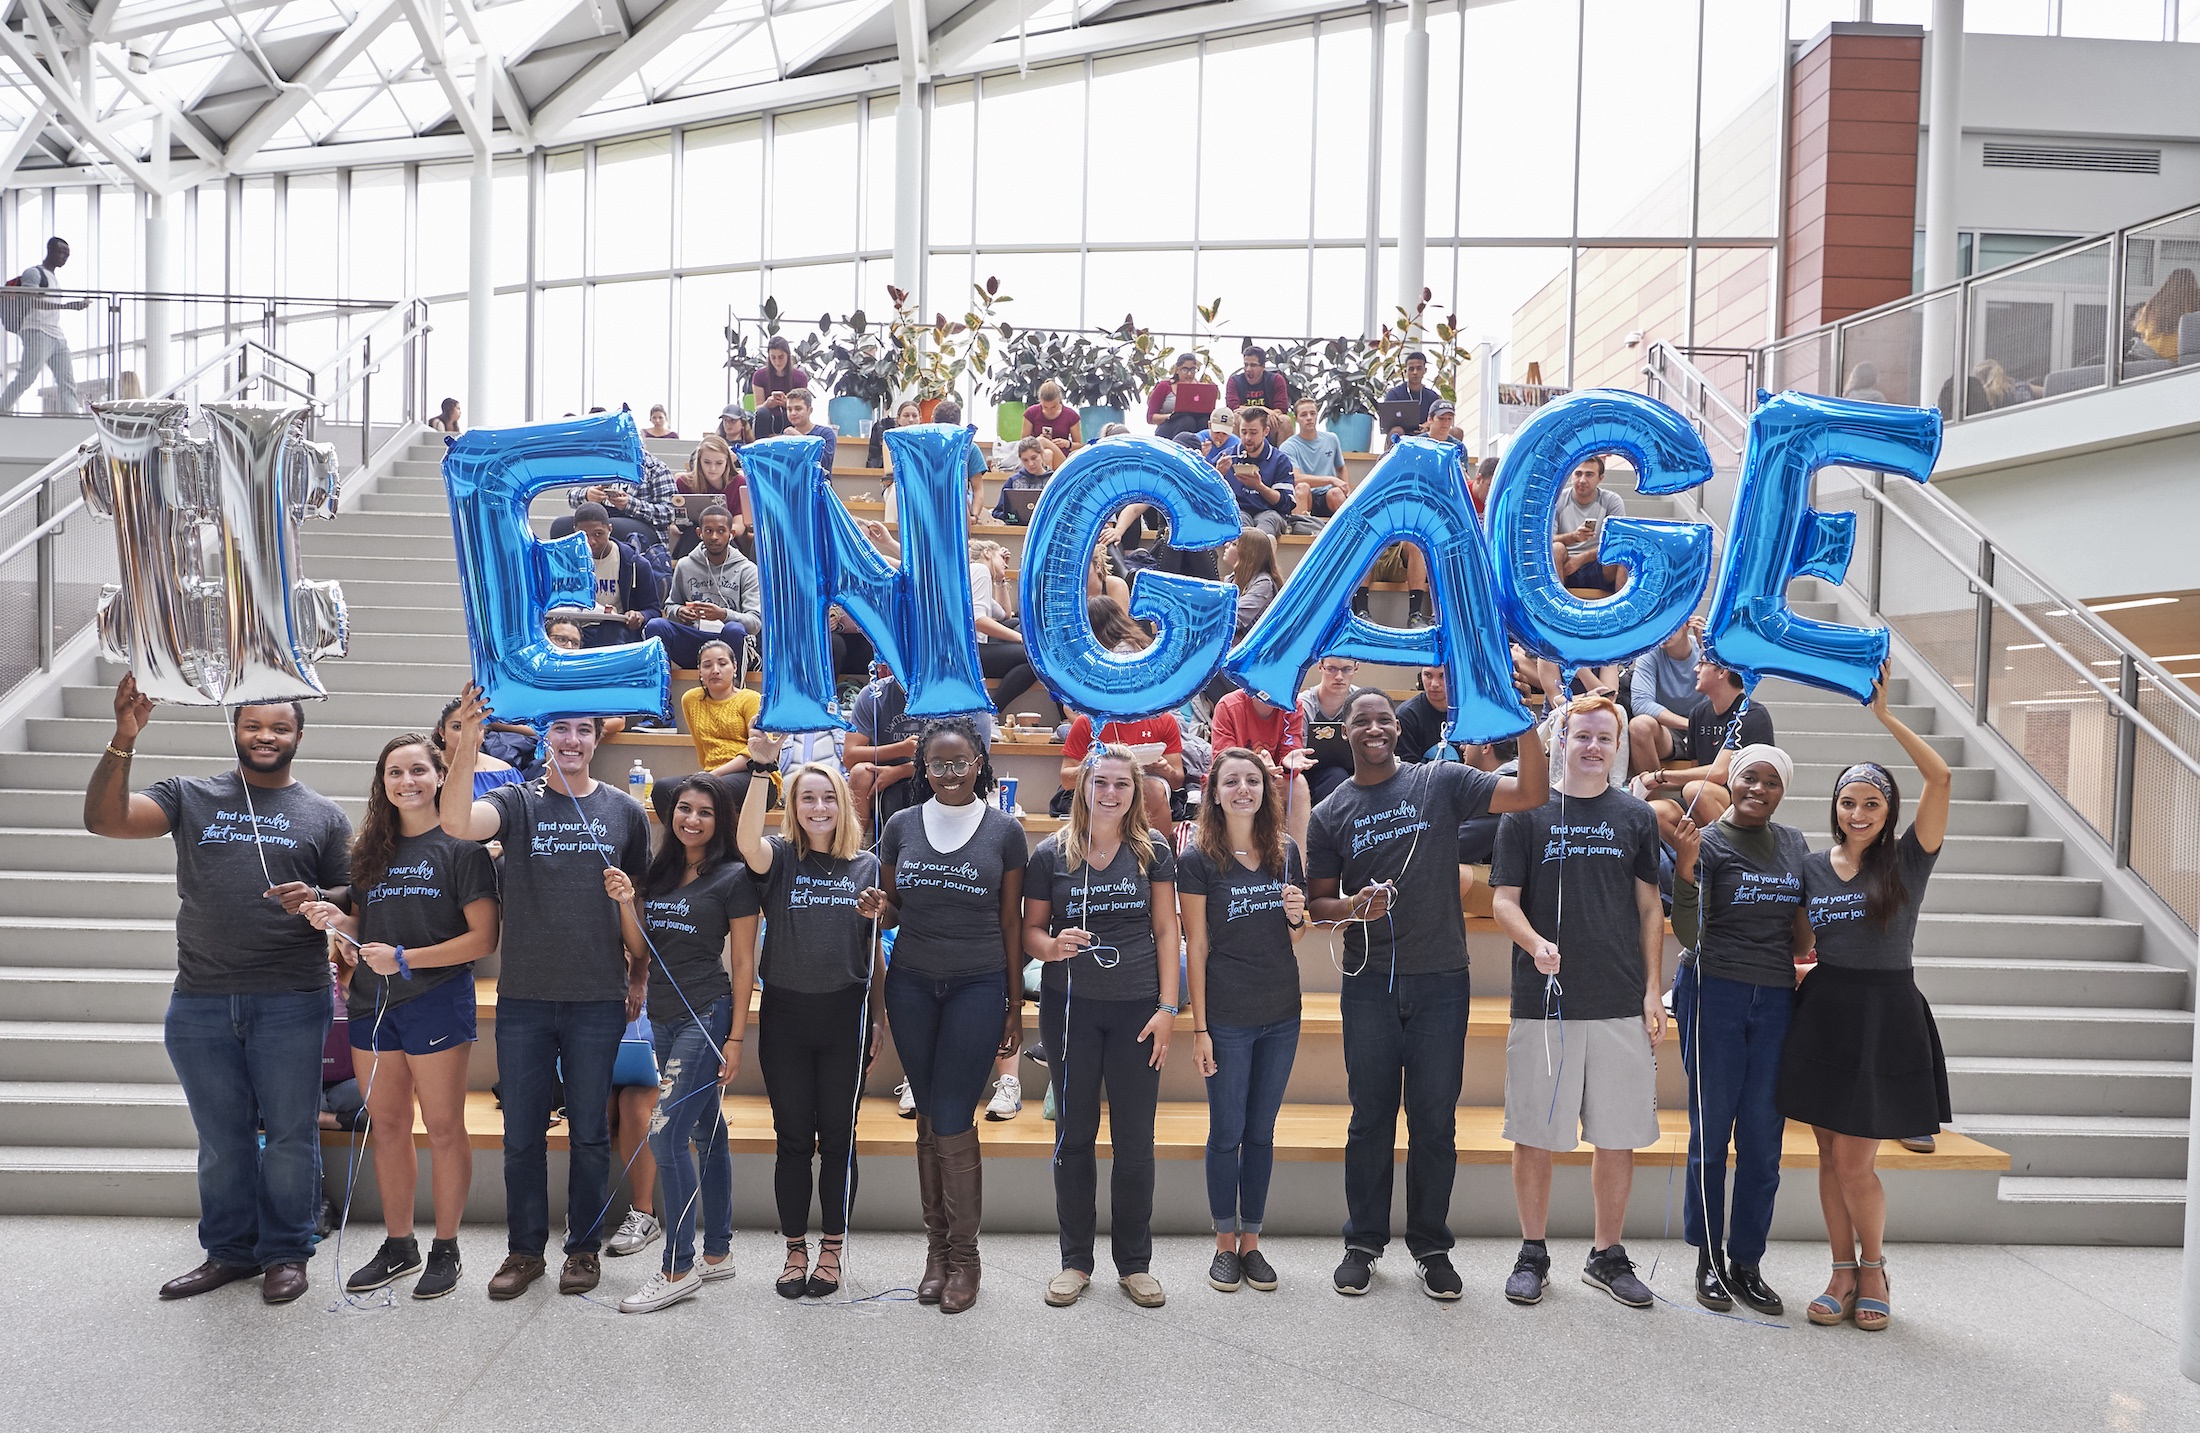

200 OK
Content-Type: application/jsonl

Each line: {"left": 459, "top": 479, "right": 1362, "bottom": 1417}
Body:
{"left": 442, "top": 411, "right": 671, "bottom": 725}
{"left": 1704, "top": 391, "right": 1942, "bottom": 702}
{"left": 1487, "top": 389, "right": 1715, "bottom": 676}
{"left": 1018, "top": 435, "right": 1238, "bottom": 722}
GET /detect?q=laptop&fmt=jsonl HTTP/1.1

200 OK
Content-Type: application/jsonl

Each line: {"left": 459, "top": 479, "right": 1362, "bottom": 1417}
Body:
{"left": 1172, "top": 381, "right": 1221, "bottom": 413}
{"left": 1000, "top": 487, "right": 1043, "bottom": 524}
{"left": 1376, "top": 399, "right": 1429, "bottom": 434}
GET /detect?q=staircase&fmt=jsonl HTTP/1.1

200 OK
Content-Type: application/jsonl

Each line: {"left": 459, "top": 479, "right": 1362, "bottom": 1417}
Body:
{"left": 0, "top": 432, "right": 2186, "bottom": 1242}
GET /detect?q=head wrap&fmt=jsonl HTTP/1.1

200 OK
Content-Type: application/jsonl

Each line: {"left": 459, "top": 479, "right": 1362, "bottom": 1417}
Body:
{"left": 1835, "top": 763, "right": 1895, "bottom": 803}
{"left": 1729, "top": 743, "right": 1793, "bottom": 791}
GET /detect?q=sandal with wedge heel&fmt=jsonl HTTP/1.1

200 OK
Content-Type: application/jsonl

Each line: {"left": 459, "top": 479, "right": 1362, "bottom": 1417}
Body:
{"left": 1807, "top": 1260, "right": 1859, "bottom": 1326}
{"left": 1854, "top": 1257, "right": 1891, "bottom": 1332}
{"left": 775, "top": 1238, "right": 810, "bottom": 1300}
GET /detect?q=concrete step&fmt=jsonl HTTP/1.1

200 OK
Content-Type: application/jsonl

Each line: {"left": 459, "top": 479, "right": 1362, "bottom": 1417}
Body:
{"left": 1933, "top": 1004, "right": 2195, "bottom": 1061}
{"left": 387, "top": 458, "right": 446, "bottom": 479}
{"left": 337, "top": 604, "right": 473, "bottom": 637}
{"left": 299, "top": 509, "right": 457, "bottom": 537}
{"left": 0, "top": 1082, "right": 197, "bottom": 1149}
{"left": 31, "top": 717, "right": 441, "bottom": 763}
{"left": 1914, "top": 958, "right": 2185, "bottom": 1007}
{"left": 1785, "top": 762, "right": 1995, "bottom": 800}
{"left": 1991, "top": 1176, "right": 2188, "bottom": 1244}
{"left": 0, "top": 967, "right": 173, "bottom": 1022}
{"left": 100, "top": 655, "right": 470, "bottom": 697}
{"left": 1760, "top": 701, "right": 1937, "bottom": 735}
{"left": 0, "top": 829, "right": 177, "bottom": 874}
{"left": 1756, "top": 674, "right": 1908, "bottom": 707}
{"left": 1804, "top": 832, "right": 2064, "bottom": 875}
{"left": 1941, "top": 800, "right": 2032, "bottom": 838}
{"left": 0, "top": 1145, "right": 201, "bottom": 1216}
{"left": 361, "top": 492, "right": 464, "bottom": 516}
{"left": 1919, "top": 874, "right": 2099, "bottom": 918}
{"left": 298, "top": 531, "right": 458, "bottom": 559}
{"left": 281, "top": 553, "right": 466, "bottom": 586}
{"left": 1945, "top": 1055, "right": 2192, "bottom": 1117}
{"left": 64, "top": 687, "right": 463, "bottom": 730}
{"left": 1767, "top": 730, "right": 1967, "bottom": 767}
{"left": 0, "top": 1021, "right": 176, "bottom": 1081}
{"left": 0, "top": 750, "right": 408, "bottom": 791}
{"left": 1954, "top": 1114, "right": 2189, "bottom": 1179}
{"left": 317, "top": 577, "right": 465, "bottom": 609}
{"left": 0, "top": 872, "right": 178, "bottom": 921}
{"left": 1913, "top": 913, "right": 2139, "bottom": 959}
{"left": 0, "top": 916, "right": 179, "bottom": 969}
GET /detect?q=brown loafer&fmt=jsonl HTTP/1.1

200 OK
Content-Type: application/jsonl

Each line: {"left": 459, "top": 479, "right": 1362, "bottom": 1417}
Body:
{"left": 559, "top": 1252, "right": 601, "bottom": 1295}
{"left": 158, "top": 1259, "right": 259, "bottom": 1301}
{"left": 487, "top": 1253, "right": 546, "bottom": 1301}
{"left": 260, "top": 1262, "right": 309, "bottom": 1305}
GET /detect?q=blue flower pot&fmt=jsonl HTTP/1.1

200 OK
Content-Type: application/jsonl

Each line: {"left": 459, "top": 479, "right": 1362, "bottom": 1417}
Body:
{"left": 1079, "top": 405, "right": 1125, "bottom": 442}
{"left": 827, "top": 396, "right": 874, "bottom": 437}
{"left": 1327, "top": 412, "right": 1374, "bottom": 453}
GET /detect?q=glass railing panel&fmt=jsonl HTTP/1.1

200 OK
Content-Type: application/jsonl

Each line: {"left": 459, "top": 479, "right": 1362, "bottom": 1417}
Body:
{"left": 1959, "top": 238, "right": 2113, "bottom": 415}
{"left": 2117, "top": 206, "right": 2200, "bottom": 383}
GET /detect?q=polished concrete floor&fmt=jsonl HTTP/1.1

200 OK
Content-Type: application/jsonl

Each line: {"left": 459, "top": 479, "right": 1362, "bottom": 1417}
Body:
{"left": 4, "top": 1217, "right": 2196, "bottom": 1431}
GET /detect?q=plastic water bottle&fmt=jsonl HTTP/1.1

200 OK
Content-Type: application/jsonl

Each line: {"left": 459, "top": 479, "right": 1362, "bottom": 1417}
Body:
{"left": 629, "top": 758, "right": 653, "bottom": 805}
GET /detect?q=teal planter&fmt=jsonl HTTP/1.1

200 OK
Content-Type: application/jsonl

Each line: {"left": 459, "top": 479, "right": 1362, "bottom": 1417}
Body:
{"left": 1327, "top": 412, "right": 1374, "bottom": 453}
{"left": 827, "top": 396, "right": 873, "bottom": 436}
{"left": 1079, "top": 405, "right": 1125, "bottom": 442}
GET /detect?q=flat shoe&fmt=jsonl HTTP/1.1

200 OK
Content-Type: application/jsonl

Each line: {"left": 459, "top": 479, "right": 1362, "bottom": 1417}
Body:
{"left": 1044, "top": 1268, "right": 1090, "bottom": 1307}
{"left": 1119, "top": 1272, "right": 1166, "bottom": 1308}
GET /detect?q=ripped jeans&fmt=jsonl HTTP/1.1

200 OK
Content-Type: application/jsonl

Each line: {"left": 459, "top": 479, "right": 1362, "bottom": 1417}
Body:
{"left": 647, "top": 996, "right": 734, "bottom": 1275}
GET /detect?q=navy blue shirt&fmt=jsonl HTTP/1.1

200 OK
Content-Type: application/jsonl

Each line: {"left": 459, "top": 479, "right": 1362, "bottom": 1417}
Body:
{"left": 1227, "top": 441, "right": 1297, "bottom": 517}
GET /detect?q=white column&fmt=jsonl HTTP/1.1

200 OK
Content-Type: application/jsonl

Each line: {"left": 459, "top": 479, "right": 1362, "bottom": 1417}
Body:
{"left": 892, "top": 0, "right": 929, "bottom": 306}
{"left": 467, "top": 53, "right": 494, "bottom": 427}
{"left": 1919, "top": 0, "right": 1963, "bottom": 405}
{"left": 1397, "top": 0, "right": 1430, "bottom": 315}
{"left": 143, "top": 114, "right": 174, "bottom": 394}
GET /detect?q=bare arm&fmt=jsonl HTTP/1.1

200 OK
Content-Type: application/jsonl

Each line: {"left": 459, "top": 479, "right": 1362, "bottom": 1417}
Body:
{"left": 1490, "top": 721, "right": 1550, "bottom": 813}
{"left": 1637, "top": 877, "right": 1667, "bottom": 1046}
{"left": 436, "top": 685, "right": 503, "bottom": 842}
{"left": 1871, "top": 662, "right": 1951, "bottom": 853}
{"left": 998, "top": 867, "right": 1026, "bottom": 1057}
{"left": 735, "top": 734, "right": 777, "bottom": 875}
{"left": 83, "top": 676, "right": 171, "bottom": 839}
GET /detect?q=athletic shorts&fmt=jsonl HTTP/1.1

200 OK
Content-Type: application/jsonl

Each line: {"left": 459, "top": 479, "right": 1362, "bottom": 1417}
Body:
{"left": 1370, "top": 543, "right": 1411, "bottom": 584}
{"left": 349, "top": 970, "right": 477, "bottom": 1056}
{"left": 1502, "top": 1015, "right": 1659, "bottom": 1152}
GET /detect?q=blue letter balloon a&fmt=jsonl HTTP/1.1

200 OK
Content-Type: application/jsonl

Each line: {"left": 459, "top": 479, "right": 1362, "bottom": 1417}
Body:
{"left": 1704, "top": 391, "right": 1942, "bottom": 702}
{"left": 442, "top": 411, "right": 670, "bottom": 725}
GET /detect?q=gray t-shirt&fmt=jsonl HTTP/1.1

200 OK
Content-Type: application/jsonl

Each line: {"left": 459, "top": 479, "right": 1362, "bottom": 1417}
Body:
{"left": 1176, "top": 839, "right": 1305, "bottom": 1029}
{"left": 1802, "top": 827, "right": 1940, "bottom": 972}
{"left": 1026, "top": 831, "right": 1177, "bottom": 1003}
{"left": 1555, "top": 486, "right": 1626, "bottom": 558}
{"left": 756, "top": 837, "right": 878, "bottom": 993}
{"left": 640, "top": 860, "right": 760, "bottom": 1026}
{"left": 147, "top": 773, "right": 353, "bottom": 996}
{"left": 1681, "top": 819, "right": 1810, "bottom": 988}
{"left": 1307, "top": 761, "right": 1498, "bottom": 979}
{"left": 880, "top": 804, "right": 1028, "bottom": 979}
{"left": 485, "top": 779, "right": 651, "bottom": 1003}
{"left": 1281, "top": 431, "right": 1344, "bottom": 478}
{"left": 350, "top": 828, "right": 498, "bottom": 1016}
{"left": 1492, "top": 788, "right": 1662, "bottom": 1021}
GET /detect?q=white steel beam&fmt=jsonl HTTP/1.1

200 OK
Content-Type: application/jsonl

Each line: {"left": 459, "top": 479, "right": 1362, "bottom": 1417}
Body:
{"left": 929, "top": 0, "right": 1048, "bottom": 73}
{"left": 400, "top": 0, "right": 492, "bottom": 151}
{"left": 222, "top": 0, "right": 404, "bottom": 166}
{"left": 93, "top": 43, "right": 227, "bottom": 168}
{"left": 0, "top": 101, "right": 57, "bottom": 189}
{"left": 530, "top": 0, "right": 731, "bottom": 140}
{"left": 0, "top": 20, "right": 164, "bottom": 189}
{"left": 781, "top": 0, "right": 893, "bottom": 79}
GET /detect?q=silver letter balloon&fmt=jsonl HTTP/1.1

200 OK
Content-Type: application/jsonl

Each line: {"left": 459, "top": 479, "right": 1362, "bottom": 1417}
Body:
{"left": 77, "top": 401, "right": 350, "bottom": 706}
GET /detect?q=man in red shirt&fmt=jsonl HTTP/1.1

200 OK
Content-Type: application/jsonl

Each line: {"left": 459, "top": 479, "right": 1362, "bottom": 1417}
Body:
{"left": 1209, "top": 688, "right": 1304, "bottom": 766}
{"left": 1058, "top": 711, "right": 1184, "bottom": 832}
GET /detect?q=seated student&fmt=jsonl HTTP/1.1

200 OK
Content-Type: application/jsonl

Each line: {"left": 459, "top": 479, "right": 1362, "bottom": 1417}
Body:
{"left": 1146, "top": 352, "right": 1216, "bottom": 442}
{"left": 1353, "top": 539, "right": 1433, "bottom": 629}
{"left": 680, "top": 639, "right": 765, "bottom": 787}
{"left": 845, "top": 663, "right": 1000, "bottom": 840}
{"left": 1381, "top": 350, "right": 1442, "bottom": 443}
{"left": 1634, "top": 657, "right": 1775, "bottom": 837}
{"left": 867, "top": 399, "right": 925, "bottom": 470}
{"left": 673, "top": 436, "right": 749, "bottom": 562}
{"left": 781, "top": 388, "right": 837, "bottom": 480}
{"left": 1385, "top": 397, "right": 1464, "bottom": 453}
{"left": 1226, "top": 407, "right": 1297, "bottom": 538}
{"left": 567, "top": 502, "right": 661, "bottom": 648}
{"left": 1297, "top": 657, "right": 1370, "bottom": 804}
{"left": 992, "top": 438, "right": 1054, "bottom": 523}
{"left": 1210, "top": 687, "right": 1305, "bottom": 770}
{"left": 643, "top": 404, "right": 678, "bottom": 440}
{"left": 1552, "top": 455, "right": 1628, "bottom": 595}
{"left": 1197, "top": 407, "right": 1241, "bottom": 469}
{"left": 1281, "top": 397, "right": 1350, "bottom": 522}
{"left": 1023, "top": 380, "right": 1081, "bottom": 469}
{"left": 434, "top": 696, "right": 522, "bottom": 797}
{"left": 969, "top": 541, "right": 1043, "bottom": 716}
{"left": 1226, "top": 345, "right": 1289, "bottom": 413}
{"left": 1627, "top": 619, "right": 1704, "bottom": 780}
{"left": 1057, "top": 701, "right": 1186, "bottom": 835}
{"left": 1468, "top": 454, "right": 1496, "bottom": 519}
{"left": 1396, "top": 664, "right": 1504, "bottom": 871}
{"left": 560, "top": 449, "right": 680, "bottom": 551}
{"left": 642, "top": 504, "right": 761, "bottom": 670}
{"left": 544, "top": 617, "right": 626, "bottom": 739}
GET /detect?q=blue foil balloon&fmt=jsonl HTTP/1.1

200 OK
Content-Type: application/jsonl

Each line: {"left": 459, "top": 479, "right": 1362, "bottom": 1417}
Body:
{"left": 1018, "top": 434, "right": 1238, "bottom": 721}
{"left": 747, "top": 424, "right": 988, "bottom": 731}
{"left": 1227, "top": 436, "right": 1532, "bottom": 745}
{"left": 1704, "top": 390, "right": 1942, "bottom": 702}
{"left": 1488, "top": 389, "right": 1716, "bottom": 674}
{"left": 442, "top": 411, "right": 670, "bottom": 724}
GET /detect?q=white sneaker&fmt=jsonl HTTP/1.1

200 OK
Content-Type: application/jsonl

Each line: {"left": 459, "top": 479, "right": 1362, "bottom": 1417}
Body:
{"left": 696, "top": 1253, "right": 737, "bottom": 1283}
{"left": 896, "top": 1081, "right": 917, "bottom": 1118}
{"left": 986, "top": 1074, "right": 1023, "bottom": 1121}
{"left": 608, "top": 1209, "right": 662, "bottom": 1257}
{"left": 618, "top": 1266, "right": 700, "bottom": 1313}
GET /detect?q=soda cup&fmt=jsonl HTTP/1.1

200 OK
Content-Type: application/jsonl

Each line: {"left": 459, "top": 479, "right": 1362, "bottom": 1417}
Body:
{"left": 998, "top": 776, "right": 1019, "bottom": 814}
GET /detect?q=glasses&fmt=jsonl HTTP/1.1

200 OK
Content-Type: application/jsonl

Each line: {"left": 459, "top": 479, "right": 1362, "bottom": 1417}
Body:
{"left": 924, "top": 758, "right": 975, "bottom": 777}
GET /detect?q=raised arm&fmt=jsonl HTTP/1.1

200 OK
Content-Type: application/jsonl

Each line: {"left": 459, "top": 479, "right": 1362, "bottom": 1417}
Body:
{"left": 436, "top": 685, "right": 504, "bottom": 842}
{"left": 1871, "top": 661, "right": 1951, "bottom": 853}
{"left": 83, "top": 675, "right": 172, "bottom": 839}
{"left": 735, "top": 731, "right": 778, "bottom": 875}
{"left": 1490, "top": 720, "right": 1551, "bottom": 813}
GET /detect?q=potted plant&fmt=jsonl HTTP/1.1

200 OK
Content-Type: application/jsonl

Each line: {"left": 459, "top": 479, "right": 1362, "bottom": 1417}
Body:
{"left": 945, "top": 275, "right": 1011, "bottom": 413}
{"left": 884, "top": 286, "right": 955, "bottom": 415}
{"left": 818, "top": 309, "right": 891, "bottom": 436}
{"left": 1313, "top": 336, "right": 1381, "bottom": 453}
{"left": 722, "top": 320, "right": 759, "bottom": 412}
{"left": 991, "top": 325, "right": 1051, "bottom": 440}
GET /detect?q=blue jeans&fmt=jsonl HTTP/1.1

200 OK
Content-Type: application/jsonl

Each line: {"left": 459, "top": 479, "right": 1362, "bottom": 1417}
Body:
{"left": 885, "top": 966, "right": 1008, "bottom": 1137}
{"left": 1203, "top": 1016, "right": 1300, "bottom": 1234}
{"left": 648, "top": 997, "right": 733, "bottom": 1275}
{"left": 1675, "top": 962, "right": 1794, "bottom": 1266}
{"left": 1339, "top": 969, "right": 1469, "bottom": 1259}
{"left": 496, "top": 997, "right": 626, "bottom": 1256}
{"left": 163, "top": 990, "right": 330, "bottom": 1268}
{"left": 640, "top": 617, "right": 743, "bottom": 671}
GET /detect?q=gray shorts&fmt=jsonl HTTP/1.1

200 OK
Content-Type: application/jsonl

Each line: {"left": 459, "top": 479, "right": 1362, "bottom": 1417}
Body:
{"left": 1503, "top": 1016, "right": 1660, "bottom": 1152}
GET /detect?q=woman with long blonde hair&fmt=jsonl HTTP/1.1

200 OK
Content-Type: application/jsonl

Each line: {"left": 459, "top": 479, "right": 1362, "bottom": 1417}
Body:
{"left": 736, "top": 733, "right": 888, "bottom": 1299}
{"left": 1022, "top": 743, "right": 1180, "bottom": 1310}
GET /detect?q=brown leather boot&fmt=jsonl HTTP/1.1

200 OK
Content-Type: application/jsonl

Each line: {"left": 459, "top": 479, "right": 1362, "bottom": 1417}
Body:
{"left": 938, "top": 1127, "right": 983, "bottom": 1314}
{"left": 914, "top": 1114, "right": 950, "bottom": 1305}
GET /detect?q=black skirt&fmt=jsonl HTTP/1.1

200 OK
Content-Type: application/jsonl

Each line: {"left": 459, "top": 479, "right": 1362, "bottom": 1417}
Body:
{"left": 1776, "top": 963, "right": 1952, "bottom": 1140}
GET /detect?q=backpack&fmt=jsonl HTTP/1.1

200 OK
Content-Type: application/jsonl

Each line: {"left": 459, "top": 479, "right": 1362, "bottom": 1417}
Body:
{"left": 617, "top": 532, "right": 673, "bottom": 600}
{"left": 0, "top": 268, "right": 42, "bottom": 335}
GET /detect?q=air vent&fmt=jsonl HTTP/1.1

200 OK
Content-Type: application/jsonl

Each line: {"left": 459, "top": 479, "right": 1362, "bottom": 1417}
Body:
{"left": 1983, "top": 142, "right": 2161, "bottom": 175}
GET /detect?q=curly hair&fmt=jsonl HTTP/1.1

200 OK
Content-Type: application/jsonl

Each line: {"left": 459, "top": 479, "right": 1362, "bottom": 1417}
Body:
{"left": 915, "top": 714, "right": 996, "bottom": 801}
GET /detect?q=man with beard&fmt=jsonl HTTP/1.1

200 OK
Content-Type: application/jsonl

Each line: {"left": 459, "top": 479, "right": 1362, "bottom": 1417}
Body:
{"left": 1307, "top": 690, "right": 1548, "bottom": 1301}
{"left": 82, "top": 676, "right": 354, "bottom": 1305}
{"left": 440, "top": 686, "right": 650, "bottom": 1301}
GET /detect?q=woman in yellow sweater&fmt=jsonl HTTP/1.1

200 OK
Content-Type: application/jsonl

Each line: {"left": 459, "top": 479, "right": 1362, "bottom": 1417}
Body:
{"left": 680, "top": 640, "right": 763, "bottom": 788}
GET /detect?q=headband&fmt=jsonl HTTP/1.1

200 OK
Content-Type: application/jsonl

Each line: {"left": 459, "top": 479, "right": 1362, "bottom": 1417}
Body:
{"left": 1835, "top": 763, "right": 1895, "bottom": 803}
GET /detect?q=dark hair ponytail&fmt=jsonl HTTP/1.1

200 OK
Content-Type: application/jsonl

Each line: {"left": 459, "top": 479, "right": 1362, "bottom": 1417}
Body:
{"left": 1829, "top": 763, "right": 1907, "bottom": 926}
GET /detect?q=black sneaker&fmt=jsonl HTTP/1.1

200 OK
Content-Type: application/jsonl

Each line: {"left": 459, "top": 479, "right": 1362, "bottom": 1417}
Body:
{"left": 1239, "top": 1247, "right": 1278, "bottom": 1292}
{"left": 346, "top": 1236, "right": 423, "bottom": 1293}
{"left": 1504, "top": 1244, "right": 1551, "bottom": 1305}
{"left": 412, "top": 1239, "right": 463, "bottom": 1300}
{"left": 1582, "top": 1244, "right": 1652, "bottom": 1309}
{"left": 1414, "top": 1252, "right": 1463, "bottom": 1301}
{"left": 1208, "top": 1249, "right": 1242, "bottom": 1292}
{"left": 1333, "top": 1247, "right": 1376, "bottom": 1296}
